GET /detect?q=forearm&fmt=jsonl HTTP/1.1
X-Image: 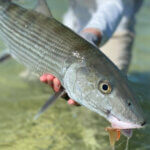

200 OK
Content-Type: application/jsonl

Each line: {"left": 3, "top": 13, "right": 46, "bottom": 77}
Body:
{"left": 83, "top": 0, "right": 124, "bottom": 46}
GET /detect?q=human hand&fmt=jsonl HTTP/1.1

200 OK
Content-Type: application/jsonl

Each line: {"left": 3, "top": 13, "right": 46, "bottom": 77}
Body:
{"left": 80, "top": 28, "right": 102, "bottom": 47}
{"left": 40, "top": 74, "right": 80, "bottom": 106}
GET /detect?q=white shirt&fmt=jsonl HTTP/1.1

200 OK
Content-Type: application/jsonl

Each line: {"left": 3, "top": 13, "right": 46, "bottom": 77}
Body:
{"left": 63, "top": 0, "right": 143, "bottom": 45}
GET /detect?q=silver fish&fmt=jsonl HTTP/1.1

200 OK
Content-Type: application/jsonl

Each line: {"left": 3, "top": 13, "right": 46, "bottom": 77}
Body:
{"left": 0, "top": 0, "right": 146, "bottom": 129}
{"left": 0, "top": 0, "right": 51, "bottom": 62}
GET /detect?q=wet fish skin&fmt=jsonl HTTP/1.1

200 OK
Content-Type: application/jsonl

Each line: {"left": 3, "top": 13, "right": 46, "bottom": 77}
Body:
{"left": 0, "top": 1, "right": 145, "bottom": 129}
{"left": 0, "top": 0, "right": 51, "bottom": 63}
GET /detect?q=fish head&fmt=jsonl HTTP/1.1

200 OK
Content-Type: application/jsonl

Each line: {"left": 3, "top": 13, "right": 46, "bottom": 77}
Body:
{"left": 64, "top": 55, "right": 146, "bottom": 130}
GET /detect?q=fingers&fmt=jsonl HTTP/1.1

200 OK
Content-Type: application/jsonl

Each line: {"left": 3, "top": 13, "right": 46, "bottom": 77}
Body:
{"left": 53, "top": 78, "right": 61, "bottom": 92}
{"left": 68, "top": 99, "right": 81, "bottom": 106}
{"left": 40, "top": 74, "right": 47, "bottom": 83}
{"left": 40, "top": 74, "right": 80, "bottom": 106}
{"left": 40, "top": 74, "right": 61, "bottom": 92}
{"left": 40, "top": 74, "right": 53, "bottom": 83}
{"left": 47, "top": 74, "right": 55, "bottom": 86}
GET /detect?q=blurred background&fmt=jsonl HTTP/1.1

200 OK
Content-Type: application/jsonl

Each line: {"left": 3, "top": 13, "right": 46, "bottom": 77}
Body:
{"left": 0, "top": 0, "right": 150, "bottom": 150}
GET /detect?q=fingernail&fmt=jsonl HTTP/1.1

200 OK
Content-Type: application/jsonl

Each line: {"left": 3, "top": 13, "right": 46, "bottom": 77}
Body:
{"left": 55, "top": 85, "right": 60, "bottom": 92}
{"left": 40, "top": 76, "right": 46, "bottom": 82}
{"left": 47, "top": 75, "right": 54, "bottom": 81}
{"left": 68, "top": 100, "right": 74, "bottom": 105}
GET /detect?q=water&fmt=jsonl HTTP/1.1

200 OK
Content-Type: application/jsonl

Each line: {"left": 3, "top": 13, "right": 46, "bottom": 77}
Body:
{"left": 0, "top": 0, "right": 150, "bottom": 150}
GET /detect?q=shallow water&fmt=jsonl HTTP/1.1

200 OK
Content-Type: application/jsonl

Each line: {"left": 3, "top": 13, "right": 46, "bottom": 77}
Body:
{"left": 0, "top": 0, "right": 150, "bottom": 150}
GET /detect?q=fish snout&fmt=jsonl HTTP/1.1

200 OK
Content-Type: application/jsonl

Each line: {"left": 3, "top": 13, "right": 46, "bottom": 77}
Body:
{"left": 108, "top": 114, "right": 146, "bottom": 129}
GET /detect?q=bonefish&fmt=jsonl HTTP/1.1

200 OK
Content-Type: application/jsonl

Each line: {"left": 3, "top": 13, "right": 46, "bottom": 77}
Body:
{"left": 0, "top": 0, "right": 146, "bottom": 130}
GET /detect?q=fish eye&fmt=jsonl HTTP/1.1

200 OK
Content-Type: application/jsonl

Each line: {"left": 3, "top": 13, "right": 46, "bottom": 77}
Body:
{"left": 127, "top": 101, "right": 132, "bottom": 106}
{"left": 98, "top": 80, "right": 112, "bottom": 94}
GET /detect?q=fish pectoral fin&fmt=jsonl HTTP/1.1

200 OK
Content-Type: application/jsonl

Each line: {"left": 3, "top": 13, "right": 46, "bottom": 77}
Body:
{"left": 34, "top": 0, "right": 53, "bottom": 17}
{"left": 34, "top": 88, "right": 65, "bottom": 120}
{"left": 0, "top": 49, "right": 11, "bottom": 63}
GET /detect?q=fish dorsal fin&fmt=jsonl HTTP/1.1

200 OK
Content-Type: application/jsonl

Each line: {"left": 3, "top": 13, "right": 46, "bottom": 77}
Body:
{"left": 34, "top": 0, "right": 52, "bottom": 17}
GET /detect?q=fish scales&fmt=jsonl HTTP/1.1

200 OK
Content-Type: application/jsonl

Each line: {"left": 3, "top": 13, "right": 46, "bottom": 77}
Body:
{"left": 0, "top": 2, "right": 90, "bottom": 80}
{"left": 1, "top": 23, "right": 64, "bottom": 74}
{"left": 0, "top": 0, "right": 145, "bottom": 129}
{"left": 3, "top": 8, "right": 75, "bottom": 54}
{"left": 2, "top": 4, "right": 88, "bottom": 54}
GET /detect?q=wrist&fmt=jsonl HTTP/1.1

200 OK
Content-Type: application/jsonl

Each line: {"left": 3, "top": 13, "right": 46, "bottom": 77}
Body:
{"left": 81, "top": 28, "right": 102, "bottom": 46}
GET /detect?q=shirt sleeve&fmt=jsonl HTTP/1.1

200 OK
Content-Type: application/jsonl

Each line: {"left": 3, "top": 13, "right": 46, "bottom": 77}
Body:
{"left": 84, "top": 0, "right": 124, "bottom": 45}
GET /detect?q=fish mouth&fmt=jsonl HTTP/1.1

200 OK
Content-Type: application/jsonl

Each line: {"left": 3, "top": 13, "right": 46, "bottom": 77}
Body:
{"left": 108, "top": 114, "right": 143, "bottom": 129}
